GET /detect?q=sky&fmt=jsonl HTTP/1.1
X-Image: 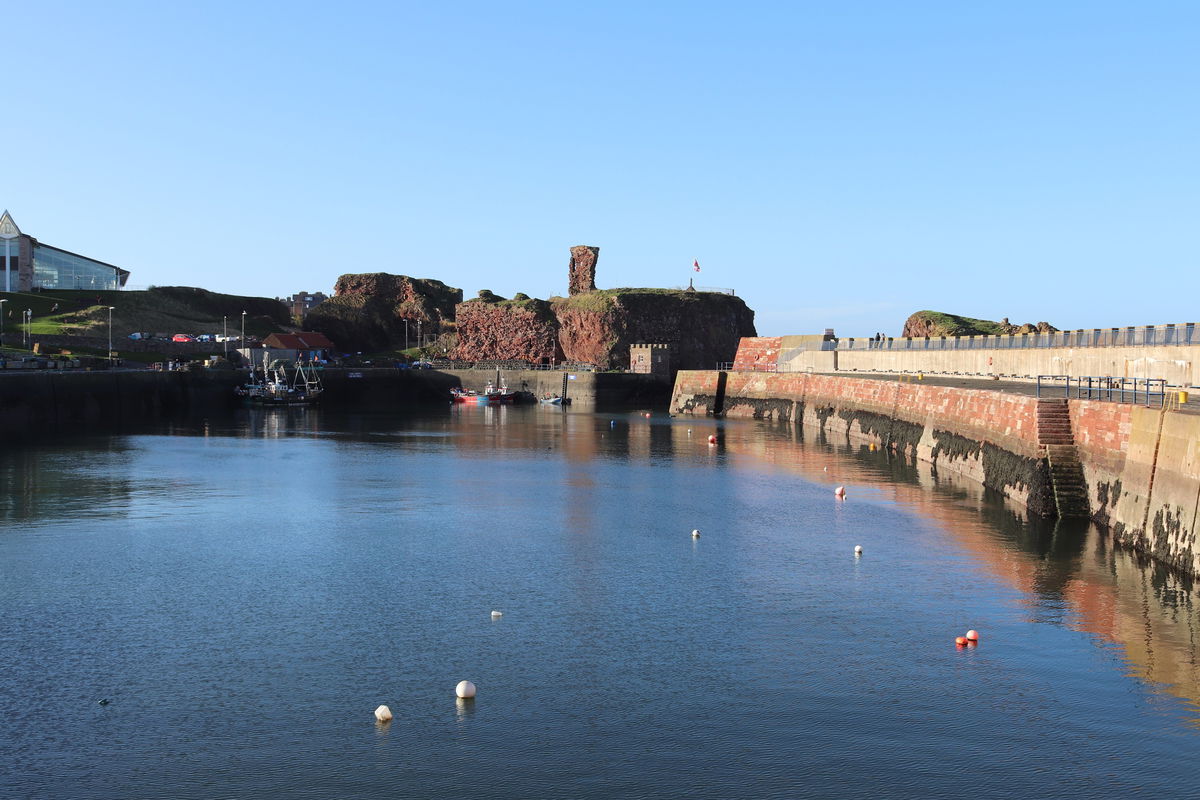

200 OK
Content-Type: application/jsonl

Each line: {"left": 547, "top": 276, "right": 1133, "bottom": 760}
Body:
{"left": 5, "top": 1, "right": 1197, "bottom": 336}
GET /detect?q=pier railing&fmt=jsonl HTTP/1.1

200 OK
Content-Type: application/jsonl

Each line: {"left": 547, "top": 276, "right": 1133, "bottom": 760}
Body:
{"left": 717, "top": 362, "right": 776, "bottom": 372}
{"left": 1035, "top": 375, "right": 1169, "bottom": 407}
{"left": 831, "top": 323, "right": 1199, "bottom": 352}
{"left": 429, "top": 359, "right": 601, "bottom": 372}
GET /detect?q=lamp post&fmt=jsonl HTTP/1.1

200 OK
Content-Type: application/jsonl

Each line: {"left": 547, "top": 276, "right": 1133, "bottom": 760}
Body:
{"left": 241, "top": 310, "right": 246, "bottom": 366}
{"left": 223, "top": 315, "right": 228, "bottom": 357}
{"left": 24, "top": 309, "right": 31, "bottom": 349}
{"left": 108, "top": 307, "right": 115, "bottom": 361}
{"left": 0, "top": 298, "right": 7, "bottom": 347}
{"left": 404, "top": 319, "right": 409, "bottom": 351}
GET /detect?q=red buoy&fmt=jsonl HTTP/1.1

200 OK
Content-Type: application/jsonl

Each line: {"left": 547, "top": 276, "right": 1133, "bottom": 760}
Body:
{"left": 955, "top": 636, "right": 968, "bottom": 647}
{"left": 707, "top": 434, "right": 717, "bottom": 444}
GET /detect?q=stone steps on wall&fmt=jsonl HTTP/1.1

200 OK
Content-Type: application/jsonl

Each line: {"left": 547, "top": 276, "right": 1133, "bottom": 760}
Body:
{"left": 1037, "top": 399, "right": 1090, "bottom": 519}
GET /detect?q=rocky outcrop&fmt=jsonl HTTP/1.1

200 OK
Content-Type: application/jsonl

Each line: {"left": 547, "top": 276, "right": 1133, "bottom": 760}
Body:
{"left": 453, "top": 292, "right": 564, "bottom": 363}
{"left": 552, "top": 289, "right": 756, "bottom": 370}
{"left": 304, "top": 273, "right": 462, "bottom": 352}
{"left": 902, "top": 310, "right": 1058, "bottom": 338}
{"left": 313, "top": 250, "right": 756, "bottom": 368}
{"left": 568, "top": 246, "right": 599, "bottom": 296}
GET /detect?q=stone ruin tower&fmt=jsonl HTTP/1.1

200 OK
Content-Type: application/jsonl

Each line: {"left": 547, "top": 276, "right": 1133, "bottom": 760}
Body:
{"left": 568, "top": 245, "right": 599, "bottom": 296}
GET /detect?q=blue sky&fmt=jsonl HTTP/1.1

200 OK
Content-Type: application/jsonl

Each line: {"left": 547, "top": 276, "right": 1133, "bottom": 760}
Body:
{"left": 6, "top": 1, "right": 1197, "bottom": 336}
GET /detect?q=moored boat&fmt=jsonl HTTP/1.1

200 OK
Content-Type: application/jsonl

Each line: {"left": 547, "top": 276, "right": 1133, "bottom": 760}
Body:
{"left": 451, "top": 381, "right": 516, "bottom": 405}
{"left": 235, "top": 359, "right": 323, "bottom": 406}
{"left": 450, "top": 387, "right": 488, "bottom": 405}
{"left": 484, "top": 381, "right": 516, "bottom": 404}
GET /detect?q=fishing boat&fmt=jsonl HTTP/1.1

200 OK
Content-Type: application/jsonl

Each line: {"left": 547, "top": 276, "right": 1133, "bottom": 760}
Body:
{"left": 235, "top": 358, "right": 324, "bottom": 406}
{"left": 539, "top": 393, "right": 570, "bottom": 406}
{"left": 450, "top": 380, "right": 516, "bottom": 405}
{"left": 484, "top": 380, "right": 516, "bottom": 405}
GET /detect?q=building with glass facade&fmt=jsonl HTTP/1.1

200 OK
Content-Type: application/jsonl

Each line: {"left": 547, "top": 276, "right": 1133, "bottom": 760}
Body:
{"left": 1, "top": 211, "right": 131, "bottom": 292}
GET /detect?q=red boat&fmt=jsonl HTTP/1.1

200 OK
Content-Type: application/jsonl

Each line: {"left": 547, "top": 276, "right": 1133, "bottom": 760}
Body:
{"left": 451, "top": 381, "right": 516, "bottom": 405}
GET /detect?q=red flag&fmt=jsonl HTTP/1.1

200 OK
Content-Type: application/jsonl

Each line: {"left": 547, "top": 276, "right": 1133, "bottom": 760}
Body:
{"left": 693, "top": 259, "right": 701, "bottom": 272}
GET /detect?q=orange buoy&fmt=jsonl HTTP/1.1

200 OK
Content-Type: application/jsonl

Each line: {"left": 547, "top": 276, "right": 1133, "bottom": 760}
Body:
{"left": 955, "top": 636, "right": 969, "bottom": 647}
{"left": 869, "top": 443, "right": 876, "bottom": 451}
{"left": 834, "top": 486, "right": 846, "bottom": 498}
{"left": 965, "top": 629, "right": 979, "bottom": 641}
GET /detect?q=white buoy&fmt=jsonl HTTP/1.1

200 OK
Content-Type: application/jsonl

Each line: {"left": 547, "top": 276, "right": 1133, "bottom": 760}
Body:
{"left": 854, "top": 545, "right": 863, "bottom": 556}
{"left": 834, "top": 485, "right": 846, "bottom": 498}
{"left": 491, "top": 610, "right": 503, "bottom": 618}
{"left": 691, "top": 529, "right": 701, "bottom": 538}
{"left": 374, "top": 704, "right": 393, "bottom": 722}
{"left": 455, "top": 680, "right": 477, "bottom": 699}
{"left": 823, "top": 466, "right": 828, "bottom": 472}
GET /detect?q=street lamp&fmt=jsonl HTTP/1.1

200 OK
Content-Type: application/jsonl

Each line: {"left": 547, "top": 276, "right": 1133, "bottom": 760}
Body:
{"left": 0, "top": 298, "right": 7, "bottom": 347}
{"left": 108, "top": 307, "right": 115, "bottom": 361}
{"left": 223, "top": 315, "right": 228, "bottom": 357}
{"left": 404, "top": 319, "right": 409, "bottom": 351}
{"left": 24, "top": 309, "right": 30, "bottom": 348}
{"left": 241, "top": 310, "right": 246, "bottom": 365}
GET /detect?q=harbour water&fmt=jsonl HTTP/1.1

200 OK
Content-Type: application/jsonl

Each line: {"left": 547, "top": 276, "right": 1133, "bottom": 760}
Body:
{"left": 1, "top": 405, "right": 1197, "bottom": 799}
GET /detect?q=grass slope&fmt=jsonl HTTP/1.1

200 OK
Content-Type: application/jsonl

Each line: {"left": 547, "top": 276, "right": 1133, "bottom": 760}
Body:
{"left": 0, "top": 286, "right": 290, "bottom": 340}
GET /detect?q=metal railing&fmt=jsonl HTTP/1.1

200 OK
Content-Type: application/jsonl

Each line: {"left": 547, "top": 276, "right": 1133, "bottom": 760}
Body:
{"left": 669, "top": 286, "right": 737, "bottom": 295}
{"left": 1035, "top": 375, "right": 1168, "bottom": 407}
{"left": 426, "top": 359, "right": 603, "bottom": 372}
{"left": 718, "top": 362, "right": 777, "bottom": 372}
{"left": 829, "top": 323, "right": 1198, "bottom": 352}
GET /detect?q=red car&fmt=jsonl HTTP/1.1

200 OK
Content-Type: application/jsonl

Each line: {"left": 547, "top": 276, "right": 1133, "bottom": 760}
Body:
{"left": 172, "top": 334, "right": 196, "bottom": 342}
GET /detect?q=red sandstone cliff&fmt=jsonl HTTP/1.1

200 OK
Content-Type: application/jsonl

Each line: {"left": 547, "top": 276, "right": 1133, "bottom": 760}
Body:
{"left": 453, "top": 292, "right": 563, "bottom": 362}
{"left": 552, "top": 289, "right": 756, "bottom": 370}
{"left": 304, "top": 273, "right": 462, "bottom": 351}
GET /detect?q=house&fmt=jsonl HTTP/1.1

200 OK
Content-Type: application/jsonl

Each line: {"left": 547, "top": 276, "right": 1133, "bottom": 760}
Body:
{"left": 258, "top": 332, "right": 336, "bottom": 363}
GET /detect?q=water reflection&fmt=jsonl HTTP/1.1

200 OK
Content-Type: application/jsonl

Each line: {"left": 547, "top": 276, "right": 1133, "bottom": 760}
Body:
{"left": 715, "top": 418, "right": 1200, "bottom": 720}
{"left": 1, "top": 405, "right": 1197, "bottom": 732}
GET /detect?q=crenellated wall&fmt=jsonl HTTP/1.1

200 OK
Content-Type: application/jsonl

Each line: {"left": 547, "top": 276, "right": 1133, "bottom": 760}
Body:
{"left": 671, "top": 370, "right": 1200, "bottom": 576}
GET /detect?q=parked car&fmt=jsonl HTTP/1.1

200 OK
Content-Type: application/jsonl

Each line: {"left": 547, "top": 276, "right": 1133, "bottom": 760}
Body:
{"left": 172, "top": 334, "right": 196, "bottom": 343}
{"left": 128, "top": 332, "right": 153, "bottom": 340}
{"left": 195, "top": 334, "right": 216, "bottom": 342}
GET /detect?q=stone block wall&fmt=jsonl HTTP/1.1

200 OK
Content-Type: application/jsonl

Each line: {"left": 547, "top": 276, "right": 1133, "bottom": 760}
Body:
{"left": 731, "top": 337, "right": 781, "bottom": 371}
